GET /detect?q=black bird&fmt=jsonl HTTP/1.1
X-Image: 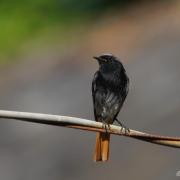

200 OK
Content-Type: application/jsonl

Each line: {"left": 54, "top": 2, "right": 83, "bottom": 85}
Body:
{"left": 92, "top": 54, "right": 129, "bottom": 161}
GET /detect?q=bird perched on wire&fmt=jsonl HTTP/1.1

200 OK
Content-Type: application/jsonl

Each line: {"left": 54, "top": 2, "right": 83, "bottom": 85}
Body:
{"left": 92, "top": 54, "right": 129, "bottom": 162}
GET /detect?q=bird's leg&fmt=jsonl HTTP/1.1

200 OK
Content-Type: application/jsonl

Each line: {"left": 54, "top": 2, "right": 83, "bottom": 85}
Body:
{"left": 115, "top": 118, "right": 130, "bottom": 134}
{"left": 101, "top": 119, "right": 110, "bottom": 133}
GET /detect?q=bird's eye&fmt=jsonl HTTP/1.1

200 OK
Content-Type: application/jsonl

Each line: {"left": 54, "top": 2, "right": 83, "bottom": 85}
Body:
{"left": 103, "top": 59, "right": 108, "bottom": 62}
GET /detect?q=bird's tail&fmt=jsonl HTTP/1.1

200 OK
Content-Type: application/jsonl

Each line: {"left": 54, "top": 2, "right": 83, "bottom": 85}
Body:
{"left": 93, "top": 132, "right": 110, "bottom": 162}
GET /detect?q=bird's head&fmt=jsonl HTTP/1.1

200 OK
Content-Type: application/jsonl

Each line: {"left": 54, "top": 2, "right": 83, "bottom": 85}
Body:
{"left": 93, "top": 54, "right": 125, "bottom": 73}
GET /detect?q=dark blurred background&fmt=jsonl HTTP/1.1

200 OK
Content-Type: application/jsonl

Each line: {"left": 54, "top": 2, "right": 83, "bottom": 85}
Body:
{"left": 0, "top": 0, "right": 180, "bottom": 180}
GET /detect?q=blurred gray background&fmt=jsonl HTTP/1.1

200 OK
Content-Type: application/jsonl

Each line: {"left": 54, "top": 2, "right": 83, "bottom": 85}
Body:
{"left": 0, "top": 1, "right": 179, "bottom": 180}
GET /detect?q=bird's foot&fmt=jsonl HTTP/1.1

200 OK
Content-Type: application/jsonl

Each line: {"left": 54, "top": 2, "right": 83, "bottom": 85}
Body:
{"left": 115, "top": 118, "right": 130, "bottom": 134}
{"left": 102, "top": 121, "right": 110, "bottom": 133}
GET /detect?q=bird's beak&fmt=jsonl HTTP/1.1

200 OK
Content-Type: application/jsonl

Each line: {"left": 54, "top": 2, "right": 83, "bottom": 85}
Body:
{"left": 93, "top": 56, "right": 100, "bottom": 61}
{"left": 93, "top": 56, "right": 104, "bottom": 63}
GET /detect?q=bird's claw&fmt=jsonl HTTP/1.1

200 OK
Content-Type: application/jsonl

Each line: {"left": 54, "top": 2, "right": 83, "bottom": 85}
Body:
{"left": 102, "top": 121, "right": 110, "bottom": 133}
{"left": 115, "top": 118, "right": 130, "bottom": 134}
{"left": 120, "top": 124, "right": 130, "bottom": 134}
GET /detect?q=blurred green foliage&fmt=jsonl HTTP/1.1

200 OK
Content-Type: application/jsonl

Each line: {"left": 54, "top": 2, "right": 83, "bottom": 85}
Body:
{"left": 0, "top": 0, "right": 132, "bottom": 62}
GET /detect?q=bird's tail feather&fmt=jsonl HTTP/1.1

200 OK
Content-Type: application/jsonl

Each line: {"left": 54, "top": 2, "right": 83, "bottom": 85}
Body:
{"left": 93, "top": 132, "right": 110, "bottom": 162}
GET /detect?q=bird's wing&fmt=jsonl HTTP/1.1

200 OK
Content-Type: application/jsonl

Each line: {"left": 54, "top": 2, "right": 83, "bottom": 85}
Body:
{"left": 92, "top": 72, "right": 98, "bottom": 121}
{"left": 103, "top": 90, "right": 123, "bottom": 123}
{"left": 124, "top": 74, "right": 129, "bottom": 100}
{"left": 93, "top": 87, "right": 122, "bottom": 123}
